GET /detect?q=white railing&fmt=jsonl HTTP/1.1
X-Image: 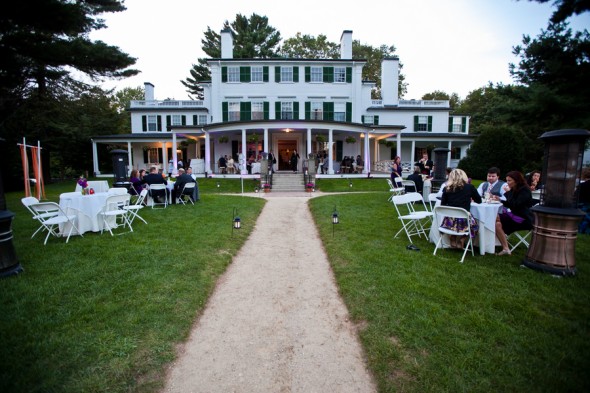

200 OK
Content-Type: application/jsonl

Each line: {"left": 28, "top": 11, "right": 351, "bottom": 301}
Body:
{"left": 370, "top": 100, "right": 449, "bottom": 108}
{"left": 130, "top": 100, "right": 204, "bottom": 108}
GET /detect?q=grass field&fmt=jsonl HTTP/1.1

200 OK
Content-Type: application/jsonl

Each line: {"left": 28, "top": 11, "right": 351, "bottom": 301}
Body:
{"left": 1, "top": 178, "right": 588, "bottom": 392}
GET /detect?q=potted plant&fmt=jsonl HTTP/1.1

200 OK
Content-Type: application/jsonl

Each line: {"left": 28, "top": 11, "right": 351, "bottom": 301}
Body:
{"left": 262, "top": 183, "right": 271, "bottom": 192}
{"left": 345, "top": 136, "right": 356, "bottom": 144}
{"left": 218, "top": 136, "right": 229, "bottom": 143}
{"left": 316, "top": 135, "right": 326, "bottom": 143}
{"left": 305, "top": 182, "right": 315, "bottom": 192}
{"left": 247, "top": 134, "right": 259, "bottom": 143}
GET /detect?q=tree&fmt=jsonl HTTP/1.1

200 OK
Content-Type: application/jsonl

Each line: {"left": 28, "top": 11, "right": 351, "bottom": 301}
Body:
{"left": 353, "top": 41, "right": 407, "bottom": 99}
{"left": 112, "top": 86, "right": 145, "bottom": 131}
{"left": 181, "top": 13, "right": 281, "bottom": 99}
{"left": 523, "top": 0, "right": 590, "bottom": 23}
{"left": 421, "top": 90, "right": 461, "bottom": 110}
{"left": 278, "top": 33, "right": 339, "bottom": 59}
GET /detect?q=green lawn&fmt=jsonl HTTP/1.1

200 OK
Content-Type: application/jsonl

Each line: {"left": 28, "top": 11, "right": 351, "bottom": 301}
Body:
{"left": 1, "top": 178, "right": 588, "bottom": 392}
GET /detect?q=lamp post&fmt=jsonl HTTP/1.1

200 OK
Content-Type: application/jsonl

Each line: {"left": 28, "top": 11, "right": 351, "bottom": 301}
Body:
{"left": 523, "top": 129, "right": 590, "bottom": 276}
{"left": 332, "top": 206, "right": 339, "bottom": 237}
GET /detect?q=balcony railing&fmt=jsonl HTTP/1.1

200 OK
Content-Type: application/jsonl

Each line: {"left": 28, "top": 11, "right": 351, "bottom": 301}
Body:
{"left": 130, "top": 100, "right": 204, "bottom": 108}
{"left": 370, "top": 100, "right": 449, "bottom": 108}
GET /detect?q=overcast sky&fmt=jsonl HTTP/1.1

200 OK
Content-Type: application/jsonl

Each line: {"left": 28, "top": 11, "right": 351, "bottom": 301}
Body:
{"left": 90, "top": 0, "right": 589, "bottom": 101}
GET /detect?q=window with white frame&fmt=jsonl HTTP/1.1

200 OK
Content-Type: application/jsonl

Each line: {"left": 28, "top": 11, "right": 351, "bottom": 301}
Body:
{"left": 363, "top": 115, "right": 375, "bottom": 125}
{"left": 311, "top": 102, "right": 323, "bottom": 120}
{"left": 280, "top": 66, "right": 293, "bottom": 82}
{"left": 451, "top": 117, "right": 465, "bottom": 132}
{"left": 281, "top": 102, "right": 293, "bottom": 120}
{"left": 228, "top": 66, "right": 240, "bottom": 82}
{"left": 198, "top": 114, "right": 207, "bottom": 125}
{"left": 251, "top": 102, "right": 264, "bottom": 120}
{"left": 228, "top": 102, "right": 240, "bottom": 121}
{"left": 147, "top": 115, "right": 158, "bottom": 131}
{"left": 416, "top": 116, "right": 429, "bottom": 131}
{"left": 334, "top": 67, "right": 346, "bottom": 83}
{"left": 334, "top": 102, "right": 346, "bottom": 122}
{"left": 251, "top": 66, "right": 263, "bottom": 82}
{"left": 148, "top": 148, "right": 159, "bottom": 163}
{"left": 311, "top": 67, "right": 323, "bottom": 82}
{"left": 451, "top": 147, "right": 461, "bottom": 159}
{"left": 171, "top": 115, "right": 182, "bottom": 126}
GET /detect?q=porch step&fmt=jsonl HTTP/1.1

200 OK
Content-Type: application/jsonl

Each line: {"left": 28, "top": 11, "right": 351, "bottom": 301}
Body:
{"left": 269, "top": 172, "right": 309, "bottom": 192}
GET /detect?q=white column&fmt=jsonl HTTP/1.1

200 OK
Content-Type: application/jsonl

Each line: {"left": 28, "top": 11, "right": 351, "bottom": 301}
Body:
{"left": 172, "top": 133, "right": 178, "bottom": 176}
{"left": 373, "top": 137, "right": 379, "bottom": 169}
{"left": 397, "top": 132, "right": 402, "bottom": 159}
{"left": 364, "top": 132, "right": 370, "bottom": 174}
{"left": 306, "top": 128, "right": 312, "bottom": 157}
{"left": 328, "top": 129, "right": 334, "bottom": 174}
{"left": 411, "top": 140, "right": 416, "bottom": 166}
{"left": 204, "top": 132, "right": 211, "bottom": 174}
{"left": 447, "top": 140, "right": 452, "bottom": 167}
{"left": 91, "top": 140, "right": 100, "bottom": 175}
{"left": 161, "top": 141, "right": 167, "bottom": 174}
{"left": 241, "top": 129, "right": 247, "bottom": 174}
{"left": 127, "top": 141, "right": 133, "bottom": 175}
{"left": 263, "top": 128, "right": 269, "bottom": 153}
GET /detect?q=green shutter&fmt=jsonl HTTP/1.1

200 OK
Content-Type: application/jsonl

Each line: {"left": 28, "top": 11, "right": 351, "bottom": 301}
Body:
{"left": 414, "top": 116, "right": 419, "bottom": 132}
{"left": 427, "top": 116, "right": 433, "bottom": 132}
{"left": 166, "top": 115, "right": 171, "bottom": 127}
{"left": 275, "top": 66, "right": 280, "bottom": 83}
{"left": 181, "top": 115, "right": 186, "bottom": 125}
{"left": 157, "top": 116, "right": 162, "bottom": 131}
{"left": 293, "top": 102, "right": 299, "bottom": 119}
{"left": 346, "top": 102, "right": 352, "bottom": 122}
{"left": 462, "top": 117, "right": 467, "bottom": 132}
{"left": 158, "top": 148, "right": 163, "bottom": 163}
{"left": 293, "top": 66, "right": 299, "bottom": 82}
{"left": 305, "top": 102, "right": 311, "bottom": 120}
{"left": 142, "top": 115, "right": 147, "bottom": 131}
{"left": 324, "top": 102, "right": 334, "bottom": 121}
{"left": 275, "top": 102, "right": 281, "bottom": 119}
{"left": 193, "top": 115, "right": 198, "bottom": 125}
{"left": 240, "top": 66, "right": 250, "bottom": 82}
{"left": 263, "top": 102, "right": 269, "bottom": 120}
{"left": 143, "top": 149, "right": 148, "bottom": 163}
{"left": 336, "top": 141, "right": 343, "bottom": 161}
{"left": 323, "top": 67, "right": 333, "bottom": 83}
{"left": 241, "top": 102, "right": 251, "bottom": 121}
{"left": 305, "top": 66, "right": 311, "bottom": 82}
{"left": 222, "top": 102, "right": 229, "bottom": 122}
{"left": 448, "top": 117, "right": 453, "bottom": 132}
{"left": 263, "top": 66, "right": 269, "bottom": 82}
{"left": 374, "top": 115, "right": 379, "bottom": 125}
{"left": 361, "top": 115, "right": 365, "bottom": 124}
{"left": 222, "top": 66, "right": 228, "bottom": 82}
{"left": 346, "top": 67, "right": 352, "bottom": 83}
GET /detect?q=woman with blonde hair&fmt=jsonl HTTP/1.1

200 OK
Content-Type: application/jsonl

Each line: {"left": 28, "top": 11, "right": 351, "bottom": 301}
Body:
{"left": 440, "top": 169, "right": 482, "bottom": 248}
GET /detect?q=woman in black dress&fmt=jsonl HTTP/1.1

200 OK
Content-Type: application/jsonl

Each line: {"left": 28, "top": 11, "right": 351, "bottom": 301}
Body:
{"left": 290, "top": 150, "right": 300, "bottom": 173}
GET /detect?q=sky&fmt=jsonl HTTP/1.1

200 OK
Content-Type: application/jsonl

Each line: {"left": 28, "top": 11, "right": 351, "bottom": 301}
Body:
{"left": 89, "top": 0, "right": 590, "bottom": 101}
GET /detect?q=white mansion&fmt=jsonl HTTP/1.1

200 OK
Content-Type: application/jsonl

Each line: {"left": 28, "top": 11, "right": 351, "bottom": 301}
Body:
{"left": 91, "top": 30, "right": 474, "bottom": 176}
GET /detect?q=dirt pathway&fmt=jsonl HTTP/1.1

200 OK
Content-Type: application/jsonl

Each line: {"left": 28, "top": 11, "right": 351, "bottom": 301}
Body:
{"left": 162, "top": 194, "right": 376, "bottom": 393}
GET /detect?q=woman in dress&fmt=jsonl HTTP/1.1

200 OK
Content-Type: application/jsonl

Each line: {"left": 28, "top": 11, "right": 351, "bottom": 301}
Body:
{"left": 391, "top": 156, "right": 403, "bottom": 184}
{"left": 526, "top": 170, "right": 542, "bottom": 191}
{"left": 129, "top": 169, "right": 143, "bottom": 196}
{"left": 494, "top": 170, "right": 534, "bottom": 256}
{"left": 440, "top": 169, "right": 482, "bottom": 249}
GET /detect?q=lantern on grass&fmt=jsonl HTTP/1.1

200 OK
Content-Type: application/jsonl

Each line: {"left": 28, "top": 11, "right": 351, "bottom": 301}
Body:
{"left": 349, "top": 179, "right": 353, "bottom": 188}
{"left": 332, "top": 206, "right": 339, "bottom": 237}
{"left": 216, "top": 181, "right": 220, "bottom": 188}
{"left": 232, "top": 207, "right": 241, "bottom": 235}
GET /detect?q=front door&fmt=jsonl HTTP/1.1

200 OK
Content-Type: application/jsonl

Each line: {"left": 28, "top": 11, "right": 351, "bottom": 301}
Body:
{"left": 277, "top": 140, "right": 298, "bottom": 171}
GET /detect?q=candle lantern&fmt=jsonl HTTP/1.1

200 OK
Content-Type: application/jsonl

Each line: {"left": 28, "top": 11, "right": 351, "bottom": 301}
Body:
{"left": 523, "top": 129, "right": 590, "bottom": 275}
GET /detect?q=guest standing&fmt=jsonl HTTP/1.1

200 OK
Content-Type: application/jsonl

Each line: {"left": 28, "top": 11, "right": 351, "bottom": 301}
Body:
{"left": 290, "top": 150, "right": 300, "bottom": 173}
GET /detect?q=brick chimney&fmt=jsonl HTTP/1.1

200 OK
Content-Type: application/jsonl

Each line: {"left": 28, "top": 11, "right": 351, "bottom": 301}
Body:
{"left": 144, "top": 82, "right": 154, "bottom": 101}
{"left": 221, "top": 29, "right": 234, "bottom": 59}
{"left": 340, "top": 30, "right": 352, "bottom": 59}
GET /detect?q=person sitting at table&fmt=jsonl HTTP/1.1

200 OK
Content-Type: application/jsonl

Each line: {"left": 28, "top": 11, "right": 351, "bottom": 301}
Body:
{"left": 129, "top": 169, "right": 143, "bottom": 196}
{"left": 391, "top": 156, "right": 403, "bottom": 185}
{"left": 173, "top": 168, "right": 196, "bottom": 203}
{"left": 186, "top": 167, "right": 200, "bottom": 201}
{"left": 526, "top": 170, "right": 542, "bottom": 191}
{"left": 139, "top": 169, "right": 146, "bottom": 181}
{"left": 142, "top": 166, "right": 169, "bottom": 204}
{"left": 406, "top": 166, "right": 424, "bottom": 194}
{"left": 477, "top": 167, "right": 507, "bottom": 199}
{"left": 494, "top": 170, "right": 534, "bottom": 256}
{"left": 227, "top": 156, "right": 235, "bottom": 174}
{"left": 355, "top": 155, "right": 364, "bottom": 173}
{"left": 440, "top": 168, "right": 482, "bottom": 249}
{"left": 218, "top": 155, "right": 227, "bottom": 174}
{"left": 417, "top": 152, "right": 433, "bottom": 176}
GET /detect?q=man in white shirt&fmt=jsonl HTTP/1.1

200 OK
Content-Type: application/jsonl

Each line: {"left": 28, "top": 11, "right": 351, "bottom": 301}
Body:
{"left": 477, "top": 167, "right": 507, "bottom": 199}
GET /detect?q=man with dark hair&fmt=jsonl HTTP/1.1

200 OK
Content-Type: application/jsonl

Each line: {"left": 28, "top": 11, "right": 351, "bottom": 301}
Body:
{"left": 477, "top": 167, "right": 506, "bottom": 198}
{"left": 142, "top": 166, "right": 170, "bottom": 204}
{"left": 406, "top": 166, "right": 424, "bottom": 194}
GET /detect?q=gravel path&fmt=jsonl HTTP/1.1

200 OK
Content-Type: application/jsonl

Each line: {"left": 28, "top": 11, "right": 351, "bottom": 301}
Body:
{"left": 162, "top": 193, "right": 376, "bottom": 393}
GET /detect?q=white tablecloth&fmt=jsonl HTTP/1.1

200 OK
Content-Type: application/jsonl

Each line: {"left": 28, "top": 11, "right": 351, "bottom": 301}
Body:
{"left": 429, "top": 201, "right": 503, "bottom": 255}
{"left": 75, "top": 180, "right": 109, "bottom": 193}
{"left": 59, "top": 192, "right": 112, "bottom": 234}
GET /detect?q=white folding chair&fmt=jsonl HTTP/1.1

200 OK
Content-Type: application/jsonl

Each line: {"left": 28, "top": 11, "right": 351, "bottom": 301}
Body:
{"left": 509, "top": 230, "right": 532, "bottom": 252}
{"left": 123, "top": 189, "right": 148, "bottom": 225}
{"left": 21, "top": 197, "right": 58, "bottom": 239}
{"left": 100, "top": 194, "right": 133, "bottom": 236}
{"left": 391, "top": 193, "right": 431, "bottom": 242}
{"left": 426, "top": 192, "right": 440, "bottom": 212}
{"left": 148, "top": 184, "right": 168, "bottom": 209}
{"left": 402, "top": 180, "right": 417, "bottom": 193}
{"left": 29, "top": 202, "right": 82, "bottom": 245}
{"left": 433, "top": 206, "right": 474, "bottom": 263}
{"left": 178, "top": 183, "right": 196, "bottom": 205}
{"left": 107, "top": 187, "right": 128, "bottom": 195}
{"left": 387, "top": 178, "right": 405, "bottom": 202}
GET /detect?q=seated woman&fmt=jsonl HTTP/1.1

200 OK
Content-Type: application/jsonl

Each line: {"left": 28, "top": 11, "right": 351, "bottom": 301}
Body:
{"left": 129, "top": 169, "right": 143, "bottom": 196}
{"left": 494, "top": 170, "right": 534, "bottom": 256}
{"left": 526, "top": 170, "right": 542, "bottom": 191}
{"left": 440, "top": 169, "right": 482, "bottom": 249}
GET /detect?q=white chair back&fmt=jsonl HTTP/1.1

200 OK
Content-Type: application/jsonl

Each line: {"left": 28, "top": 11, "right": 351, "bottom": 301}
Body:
{"left": 432, "top": 205, "right": 474, "bottom": 263}
{"left": 108, "top": 187, "right": 128, "bottom": 195}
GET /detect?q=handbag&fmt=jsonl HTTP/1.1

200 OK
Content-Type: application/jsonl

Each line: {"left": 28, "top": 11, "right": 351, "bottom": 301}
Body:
{"left": 500, "top": 207, "right": 525, "bottom": 224}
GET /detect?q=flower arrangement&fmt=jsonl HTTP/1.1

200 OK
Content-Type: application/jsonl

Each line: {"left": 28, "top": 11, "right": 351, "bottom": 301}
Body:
{"left": 305, "top": 182, "right": 315, "bottom": 188}
{"left": 345, "top": 136, "right": 357, "bottom": 144}
{"left": 262, "top": 183, "right": 271, "bottom": 189}
{"left": 77, "top": 176, "right": 88, "bottom": 189}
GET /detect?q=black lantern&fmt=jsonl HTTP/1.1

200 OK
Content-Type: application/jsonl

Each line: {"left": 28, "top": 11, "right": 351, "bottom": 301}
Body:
{"left": 232, "top": 207, "right": 241, "bottom": 234}
{"left": 349, "top": 179, "right": 353, "bottom": 188}
{"left": 254, "top": 186, "right": 259, "bottom": 193}
{"left": 332, "top": 206, "right": 339, "bottom": 237}
{"left": 523, "top": 129, "right": 590, "bottom": 276}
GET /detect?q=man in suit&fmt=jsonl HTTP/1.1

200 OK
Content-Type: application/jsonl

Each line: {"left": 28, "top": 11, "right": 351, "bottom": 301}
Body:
{"left": 476, "top": 167, "right": 507, "bottom": 199}
{"left": 142, "top": 166, "right": 169, "bottom": 203}
{"left": 174, "top": 168, "right": 198, "bottom": 203}
{"left": 406, "top": 166, "right": 424, "bottom": 194}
